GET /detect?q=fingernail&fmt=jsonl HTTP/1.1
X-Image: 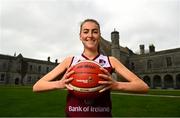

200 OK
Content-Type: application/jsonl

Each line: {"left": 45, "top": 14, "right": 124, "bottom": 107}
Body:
{"left": 98, "top": 81, "right": 102, "bottom": 84}
{"left": 99, "top": 89, "right": 104, "bottom": 93}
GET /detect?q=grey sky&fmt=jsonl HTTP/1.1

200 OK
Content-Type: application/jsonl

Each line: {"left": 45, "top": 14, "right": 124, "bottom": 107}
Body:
{"left": 0, "top": 0, "right": 179, "bottom": 62}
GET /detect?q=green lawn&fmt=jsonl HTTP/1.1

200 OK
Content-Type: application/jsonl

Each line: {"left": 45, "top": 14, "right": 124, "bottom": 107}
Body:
{"left": 0, "top": 86, "right": 180, "bottom": 117}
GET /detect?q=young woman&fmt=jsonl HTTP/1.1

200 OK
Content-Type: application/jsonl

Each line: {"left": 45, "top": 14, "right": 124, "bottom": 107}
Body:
{"left": 33, "top": 19, "right": 149, "bottom": 117}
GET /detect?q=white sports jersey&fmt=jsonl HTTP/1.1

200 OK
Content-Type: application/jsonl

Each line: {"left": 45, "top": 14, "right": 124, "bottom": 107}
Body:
{"left": 65, "top": 53, "right": 113, "bottom": 117}
{"left": 70, "top": 54, "right": 113, "bottom": 72}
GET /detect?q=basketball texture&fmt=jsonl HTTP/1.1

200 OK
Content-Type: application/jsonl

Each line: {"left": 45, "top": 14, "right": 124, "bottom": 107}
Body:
{"left": 69, "top": 60, "right": 105, "bottom": 99}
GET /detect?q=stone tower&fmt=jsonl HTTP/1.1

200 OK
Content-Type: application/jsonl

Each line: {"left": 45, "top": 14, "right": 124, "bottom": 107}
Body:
{"left": 111, "top": 29, "right": 120, "bottom": 60}
{"left": 111, "top": 29, "right": 120, "bottom": 80}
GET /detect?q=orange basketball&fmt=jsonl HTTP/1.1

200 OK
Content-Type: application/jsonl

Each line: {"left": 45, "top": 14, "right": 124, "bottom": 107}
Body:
{"left": 69, "top": 60, "right": 105, "bottom": 99}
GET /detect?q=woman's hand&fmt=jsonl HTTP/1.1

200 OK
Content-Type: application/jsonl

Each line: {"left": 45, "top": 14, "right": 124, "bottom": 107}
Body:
{"left": 98, "top": 67, "right": 118, "bottom": 93}
{"left": 58, "top": 67, "right": 74, "bottom": 90}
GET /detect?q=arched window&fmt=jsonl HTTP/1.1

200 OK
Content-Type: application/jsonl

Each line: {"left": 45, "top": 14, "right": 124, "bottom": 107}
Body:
{"left": 153, "top": 75, "right": 161, "bottom": 88}
{"left": 0, "top": 74, "right": 5, "bottom": 81}
{"left": 15, "top": 78, "right": 19, "bottom": 85}
{"left": 143, "top": 76, "right": 151, "bottom": 87}
{"left": 164, "top": 74, "right": 173, "bottom": 89}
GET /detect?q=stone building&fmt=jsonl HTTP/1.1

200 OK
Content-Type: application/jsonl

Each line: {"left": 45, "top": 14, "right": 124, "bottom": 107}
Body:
{"left": 0, "top": 53, "right": 58, "bottom": 85}
{"left": 129, "top": 47, "right": 180, "bottom": 89}
{"left": 0, "top": 30, "right": 180, "bottom": 89}
{"left": 99, "top": 30, "right": 180, "bottom": 89}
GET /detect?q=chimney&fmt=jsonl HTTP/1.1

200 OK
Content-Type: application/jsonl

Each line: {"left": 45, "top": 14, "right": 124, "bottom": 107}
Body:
{"left": 139, "top": 44, "right": 145, "bottom": 54}
{"left": 55, "top": 59, "right": 58, "bottom": 63}
{"left": 149, "top": 44, "right": 155, "bottom": 53}
{"left": 47, "top": 56, "right": 50, "bottom": 62}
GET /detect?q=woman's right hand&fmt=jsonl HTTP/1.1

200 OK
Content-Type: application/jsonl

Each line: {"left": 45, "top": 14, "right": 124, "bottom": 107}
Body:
{"left": 58, "top": 67, "right": 75, "bottom": 90}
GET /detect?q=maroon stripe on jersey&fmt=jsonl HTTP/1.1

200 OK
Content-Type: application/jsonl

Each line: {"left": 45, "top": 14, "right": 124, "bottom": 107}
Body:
{"left": 69, "top": 56, "right": 74, "bottom": 67}
{"left": 107, "top": 57, "right": 115, "bottom": 74}
{"left": 104, "top": 67, "right": 114, "bottom": 74}
{"left": 81, "top": 53, "right": 100, "bottom": 61}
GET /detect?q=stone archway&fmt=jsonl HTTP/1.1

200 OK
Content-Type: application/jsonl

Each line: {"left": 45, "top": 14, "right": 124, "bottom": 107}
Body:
{"left": 176, "top": 74, "right": 180, "bottom": 89}
{"left": 15, "top": 78, "right": 19, "bottom": 85}
{"left": 164, "top": 74, "right": 173, "bottom": 89}
{"left": 143, "top": 76, "right": 151, "bottom": 87}
{"left": 0, "top": 74, "right": 5, "bottom": 81}
{"left": 153, "top": 75, "right": 161, "bottom": 89}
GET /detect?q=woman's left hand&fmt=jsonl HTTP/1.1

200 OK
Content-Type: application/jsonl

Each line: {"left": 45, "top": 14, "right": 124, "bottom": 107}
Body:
{"left": 98, "top": 67, "right": 117, "bottom": 93}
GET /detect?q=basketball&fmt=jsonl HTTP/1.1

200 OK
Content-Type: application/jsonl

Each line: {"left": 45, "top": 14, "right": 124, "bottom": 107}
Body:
{"left": 69, "top": 60, "right": 105, "bottom": 99}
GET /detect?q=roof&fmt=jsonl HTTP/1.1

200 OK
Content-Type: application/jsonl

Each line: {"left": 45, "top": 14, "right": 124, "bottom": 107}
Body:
{"left": 0, "top": 53, "right": 57, "bottom": 65}
{"left": 100, "top": 37, "right": 134, "bottom": 55}
{"left": 131, "top": 47, "right": 180, "bottom": 58}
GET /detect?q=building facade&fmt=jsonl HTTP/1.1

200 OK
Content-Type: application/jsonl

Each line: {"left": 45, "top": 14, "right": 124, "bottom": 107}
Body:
{"left": 0, "top": 30, "right": 180, "bottom": 89}
{"left": 99, "top": 30, "right": 180, "bottom": 89}
{"left": 129, "top": 47, "right": 180, "bottom": 89}
{"left": 0, "top": 54, "right": 58, "bottom": 85}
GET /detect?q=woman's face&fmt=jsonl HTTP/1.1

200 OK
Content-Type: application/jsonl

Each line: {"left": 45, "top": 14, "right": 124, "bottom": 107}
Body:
{"left": 80, "top": 21, "right": 101, "bottom": 51}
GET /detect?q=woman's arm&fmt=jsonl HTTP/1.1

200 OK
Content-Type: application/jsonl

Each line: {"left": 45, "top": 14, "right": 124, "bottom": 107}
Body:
{"left": 99, "top": 56, "right": 149, "bottom": 93}
{"left": 33, "top": 56, "right": 74, "bottom": 92}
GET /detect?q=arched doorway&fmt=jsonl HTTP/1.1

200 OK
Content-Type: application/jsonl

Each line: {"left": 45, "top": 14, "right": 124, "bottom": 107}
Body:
{"left": 15, "top": 78, "right": 19, "bottom": 85}
{"left": 0, "top": 74, "right": 5, "bottom": 81}
{"left": 153, "top": 75, "right": 161, "bottom": 89}
{"left": 176, "top": 74, "right": 180, "bottom": 89}
{"left": 164, "top": 74, "right": 173, "bottom": 89}
{"left": 143, "top": 76, "right": 151, "bottom": 87}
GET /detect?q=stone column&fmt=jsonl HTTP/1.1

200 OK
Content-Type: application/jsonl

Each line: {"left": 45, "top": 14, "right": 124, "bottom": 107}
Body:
{"left": 161, "top": 75, "right": 165, "bottom": 89}
{"left": 173, "top": 74, "right": 177, "bottom": 89}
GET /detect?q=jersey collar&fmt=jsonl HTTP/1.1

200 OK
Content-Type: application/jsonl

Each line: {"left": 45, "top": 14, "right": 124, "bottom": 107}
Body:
{"left": 81, "top": 53, "right": 100, "bottom": 61}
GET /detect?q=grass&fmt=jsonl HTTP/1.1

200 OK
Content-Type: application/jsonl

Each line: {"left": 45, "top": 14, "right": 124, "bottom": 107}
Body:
{"left": 0, "top": 86, "right": 67, "bottom": 117}
{"left": 112, "top": 93, "right": 180, "bottom": 117}
{"left": 0, "top": 86, "right": 180, "bottom": 117}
